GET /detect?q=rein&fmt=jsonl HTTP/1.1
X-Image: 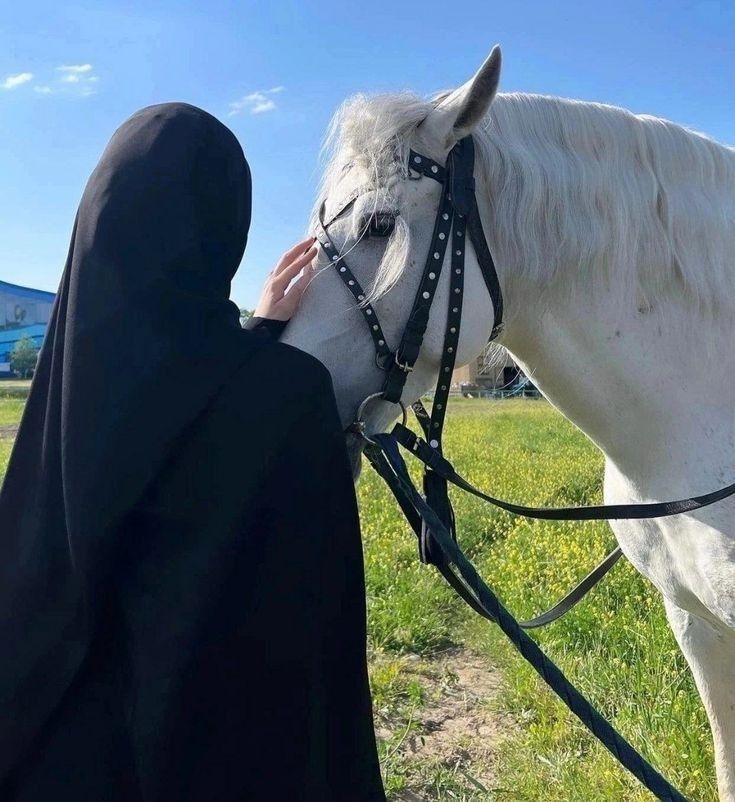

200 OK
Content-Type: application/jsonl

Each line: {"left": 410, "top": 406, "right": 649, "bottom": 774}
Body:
{"left": 314, "top": 133, "right": 734, "bottom": 800}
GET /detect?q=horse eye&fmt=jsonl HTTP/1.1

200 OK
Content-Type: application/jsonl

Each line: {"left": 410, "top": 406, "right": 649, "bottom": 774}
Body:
{"left": 366, "top": 212, "right": 396, "bottom": 238}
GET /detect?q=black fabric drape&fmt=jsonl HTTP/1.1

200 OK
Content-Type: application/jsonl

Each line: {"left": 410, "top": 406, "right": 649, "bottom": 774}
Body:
{"left": 0, "top": 102, "right": 256, "bottom": 777}
{"left": 243, "top": 315, "right": 288, "bottom": 340}
{"left": 0, "top": 103, "right": 384, "bottom": 801}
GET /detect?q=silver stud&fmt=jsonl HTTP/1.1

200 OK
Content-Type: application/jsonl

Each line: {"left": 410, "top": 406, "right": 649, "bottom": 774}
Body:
{"left": 413, "top": 155, "right": 422, "bottom": 163}
{"left": 444, "top": 367, "right": 450, "bottom": 372}
{"left": 452, "top": 307, "right": 458, "bottom": 313}
{"left": 454, "top": 288, "right": 461, "bottom": 294}
{"left": 433, "top": 422, "right": 440, "bottom": 428}
{"left": 456, "top": 250, "right": 462, "bottom": 256}
{"left": 455, "top": 268, "right": 461, "bottom": 274}
{"left": 378, "top": 339, "right": 385, "bottom": 346}
{"left": 434, "top": 252, "right": 440, "bottom": 259}
{"left": 332, "top": 255, "right": 339, "bottom": 261}
{"left": 431, "top": 165, "right": 438, "bottom": 173}
{"left": 358, "top": 294, "right": 364, "bottom": 301}
{"left": 348, "top": 280, "right": 355, "bottom": 286}
{"left": 457, "top": 231, "right": 463, "bottom": 237}
{"left": 430, "top": 439, "right": 439, "bottom": 448}
{"left": 436, "top": 403, "right": 443, "bottom": 409}
{"left": 439, "top": 232, "right": 446, "bottom": 240}
{"left": 429, "top": 272, "right": 436, "bottom": 280}
{"left": 339, "top": 266, "right": 346, "bottom": 272}
{"left": 422, "top": 291, "right": 430, "bottom": 299}
{"left": 442, "top": 213, "right": 449, "bottom": 220}
{"left": 450, "top": 327, "right": 456, "bottom": 333}
{"left": 373, "top": 324, "right": 379, "bottom": 331}
{"left": 441, "top": 386, "right": 447, "bottom": 391}
{"left": 366, "top": 309, "right": 373, "bottom": 315}
{"left": 447, "top": 347, "right": 453, "bottom": 353}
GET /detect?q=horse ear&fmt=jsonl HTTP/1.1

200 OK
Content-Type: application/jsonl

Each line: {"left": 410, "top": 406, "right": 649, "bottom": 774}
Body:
{"left": 425, "top": 45, "right": 502, "bottom": 149}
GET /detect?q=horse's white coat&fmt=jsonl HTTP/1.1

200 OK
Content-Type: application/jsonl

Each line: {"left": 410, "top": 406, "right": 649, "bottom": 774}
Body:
{"left": 281, "top": 48, "right": 735, "bottom": 799}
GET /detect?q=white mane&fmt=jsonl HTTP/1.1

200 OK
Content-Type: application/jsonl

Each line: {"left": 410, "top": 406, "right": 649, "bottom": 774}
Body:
{"left": 314, "top": 91, "right": 735, "bottom": 315}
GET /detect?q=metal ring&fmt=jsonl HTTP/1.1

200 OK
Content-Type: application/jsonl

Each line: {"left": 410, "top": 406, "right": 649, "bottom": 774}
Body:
{"left": 350, "top": 392, "right": 408, "bottom": 445}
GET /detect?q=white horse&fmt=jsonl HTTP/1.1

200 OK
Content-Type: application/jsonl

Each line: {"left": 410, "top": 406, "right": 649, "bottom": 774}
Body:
{"left": 281, "top": 46, "right": 735, "bottom": 800}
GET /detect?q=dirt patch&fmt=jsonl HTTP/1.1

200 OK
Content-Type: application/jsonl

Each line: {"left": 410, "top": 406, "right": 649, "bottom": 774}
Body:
{"left": 386, "top": 648, "right": 517, "bottom": 800}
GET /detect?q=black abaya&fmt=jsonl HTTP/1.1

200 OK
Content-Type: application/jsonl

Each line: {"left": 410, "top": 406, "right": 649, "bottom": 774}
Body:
{"left": 0, "top": 103, "right": 385, "bottom": 801}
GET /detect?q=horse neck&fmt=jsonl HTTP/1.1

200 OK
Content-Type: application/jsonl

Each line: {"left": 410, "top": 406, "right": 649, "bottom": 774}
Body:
{"left": 496, "top": 262, "right": 735, "bottom": 486}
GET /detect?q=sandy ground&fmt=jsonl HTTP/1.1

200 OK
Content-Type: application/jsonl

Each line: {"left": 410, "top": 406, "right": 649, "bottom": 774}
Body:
{"left": 381, "top": 648, "right": 518, "bottom": 801}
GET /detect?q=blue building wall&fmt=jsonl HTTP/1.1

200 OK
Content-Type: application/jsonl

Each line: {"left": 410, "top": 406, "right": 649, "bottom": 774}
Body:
{"left": 0, "top": 280, "right": 56, "bottom": 375}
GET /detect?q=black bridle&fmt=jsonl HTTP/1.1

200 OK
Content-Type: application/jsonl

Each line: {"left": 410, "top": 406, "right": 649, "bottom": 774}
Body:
{"left": 314, "top": 132, "right": 735, "bottom": 801}
{"left": 317, "top": 135, "right": 503, "bottom": 405}
{"left": 315, "top": 132, "right": 735, "bottom": 625}
{"left": 316, "top": 134, "right": 613, "bottom": 625}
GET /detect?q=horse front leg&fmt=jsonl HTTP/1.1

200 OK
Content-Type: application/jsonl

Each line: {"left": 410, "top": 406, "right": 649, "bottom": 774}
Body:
{"left": 665, "top": 598, "right": 735, "bottom": 801}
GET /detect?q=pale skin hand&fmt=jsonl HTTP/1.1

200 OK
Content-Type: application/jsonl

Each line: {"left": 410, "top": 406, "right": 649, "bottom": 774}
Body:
{"left": 253, "top": 237, "right": 317, "bottom": 321}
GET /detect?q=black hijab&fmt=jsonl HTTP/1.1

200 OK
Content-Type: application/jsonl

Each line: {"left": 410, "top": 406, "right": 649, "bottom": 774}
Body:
{"left": 0, "top": 103, "right": 260, "bottom": 777}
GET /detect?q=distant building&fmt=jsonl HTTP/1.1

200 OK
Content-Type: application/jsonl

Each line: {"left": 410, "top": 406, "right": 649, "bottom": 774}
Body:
{"left": 452, "top": 343, "right": 530, "bottom": 393}
{"left": 0, "top": 280, "right": 56, "bottom": 376}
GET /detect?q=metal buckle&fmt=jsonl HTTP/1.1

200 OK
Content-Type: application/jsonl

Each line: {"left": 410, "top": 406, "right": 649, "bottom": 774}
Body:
{"left": 394, "top": 353, "right": 414, "bottom": 374}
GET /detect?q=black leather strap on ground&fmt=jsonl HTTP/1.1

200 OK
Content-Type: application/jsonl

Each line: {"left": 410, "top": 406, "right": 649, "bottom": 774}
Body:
{"left": 367, "top": 428, "right": 623, "bottom": 629}
{"left": 369, "top": 433, "right": 690, "bottom": 802}
{"left": 439, "top": 546, "right": 623, "bottom": 630}
{"left": 518, "top": 547, "right": 623, "bottom": 628}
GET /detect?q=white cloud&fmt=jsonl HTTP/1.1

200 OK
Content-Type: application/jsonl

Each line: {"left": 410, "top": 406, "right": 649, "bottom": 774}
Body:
{"left": 54, "top": 63, "right": 99, "bottom": 96}
{"left": 2, "top": 64, "right": 99, "bottom": 98}
{"left": 228, "top": 86, "right": 285, "bottom": 117}
{"left": 2, "top": 72, "right": 33, "bottom": 90}
{"left": 250, "top": 96, "right": 276, "bottom": 114}
{"left": 56, "top": 64, "right": 93, "bottom": 74}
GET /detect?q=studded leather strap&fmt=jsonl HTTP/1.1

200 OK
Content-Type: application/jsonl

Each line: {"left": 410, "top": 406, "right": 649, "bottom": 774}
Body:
{"left": 407, "top": 150, "right": 447, "bottom": 182}
{"left": 381, "top": 178, "right": 454, "bottom": 403}
{"left": 316, "top": 202, "right": 392, "bottom": 361}
{"left": 315, "top": 137, "right": 504, "bottom": 412}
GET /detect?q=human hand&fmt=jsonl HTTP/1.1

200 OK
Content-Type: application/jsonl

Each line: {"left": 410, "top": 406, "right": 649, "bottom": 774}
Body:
{"left": 253, "top": 237, "right": 317, "bottom": 321}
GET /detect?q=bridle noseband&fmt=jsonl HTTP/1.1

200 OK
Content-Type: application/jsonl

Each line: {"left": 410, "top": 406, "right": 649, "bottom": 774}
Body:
{"left": 315, "top": 135, "right": 504, "bottom": 450}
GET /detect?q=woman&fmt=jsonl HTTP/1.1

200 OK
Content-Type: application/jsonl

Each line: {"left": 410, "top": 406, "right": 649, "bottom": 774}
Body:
{"left": 0, "top": 103, "right": 385, "bottom": 801}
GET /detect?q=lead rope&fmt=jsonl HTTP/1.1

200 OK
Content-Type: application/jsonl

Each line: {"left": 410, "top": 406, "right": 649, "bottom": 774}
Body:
{"left": 367, "top": 433, "right": 692, "bottom": 802}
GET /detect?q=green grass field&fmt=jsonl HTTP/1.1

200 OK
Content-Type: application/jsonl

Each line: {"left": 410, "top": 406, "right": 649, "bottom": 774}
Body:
{"left": 360, "top": 399, "right": 715, "bottom": 801}
{"left": 0, "top": 396, "right": 716, "bottom": 800}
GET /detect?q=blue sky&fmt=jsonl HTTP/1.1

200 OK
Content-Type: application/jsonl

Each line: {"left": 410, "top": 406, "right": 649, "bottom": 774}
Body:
{"left": 1, "top": 0, "right": 734, "bottom": 308}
